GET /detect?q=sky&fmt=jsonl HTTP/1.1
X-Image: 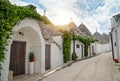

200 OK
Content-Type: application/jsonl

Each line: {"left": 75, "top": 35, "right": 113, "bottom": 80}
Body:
{"left": 9, "top": 0, "right": 120, "bottom": 34}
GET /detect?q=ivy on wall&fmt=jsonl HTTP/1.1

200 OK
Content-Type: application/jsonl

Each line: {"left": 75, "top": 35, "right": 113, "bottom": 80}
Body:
{"left": 75, "top": 36, "right": 97, "bottom": 57}
{"left": 62, "top": 31, "right": 72, "bottom": 63}
{"left": 62, "top": 31, "right": 97, "bottom": 63}
{"left": 0, "top": 0, "right": 51, "bottom": 70}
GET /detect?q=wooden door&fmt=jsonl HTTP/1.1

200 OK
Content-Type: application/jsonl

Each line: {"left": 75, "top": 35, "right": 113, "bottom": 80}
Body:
{"left": 92, "top": 46, "right": 94, "bottom": 54}
{"left": 9, "top": 41, "right": 26, "bottom": 76}
{"left": 81, "top": 45, "right": 83, "bottom": 58}
{"left": 89, "top": 46, "right": 91, "bottom": 56}
{"left": 45, "top": 44, "right": 51, "bottom": 70}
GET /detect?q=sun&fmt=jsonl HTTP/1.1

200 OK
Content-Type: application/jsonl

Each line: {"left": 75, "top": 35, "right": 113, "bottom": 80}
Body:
{"left": 52, "top": 11, "right": 73, "bottom": 25}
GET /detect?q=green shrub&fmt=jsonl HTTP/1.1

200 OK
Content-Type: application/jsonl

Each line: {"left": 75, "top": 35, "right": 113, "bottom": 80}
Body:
{"left": 29, "top": 52, "right": 35, "bottom": 62}
{"left": 93, "top": 52, "right": 96, "bottom": 56}
{"left": 72, "top": 52, "right": 78, "bottom": 61}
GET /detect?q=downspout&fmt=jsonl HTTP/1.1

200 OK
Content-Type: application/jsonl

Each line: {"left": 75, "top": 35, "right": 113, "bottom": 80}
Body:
{"left": 73, "top": 33, "right": 75, "bottom": 53}
{"left": 110, "top": 32, "right": 114, "bottom": 60}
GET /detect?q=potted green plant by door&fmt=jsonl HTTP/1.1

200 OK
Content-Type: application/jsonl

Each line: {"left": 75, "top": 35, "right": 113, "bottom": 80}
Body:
{"left": 29, "top": 52, "right": 35, "bottom": 74}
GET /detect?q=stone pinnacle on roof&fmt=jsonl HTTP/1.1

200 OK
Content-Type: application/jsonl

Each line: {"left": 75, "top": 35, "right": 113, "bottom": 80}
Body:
{"left": 44, "top": 10, "right": 46, "bottom": 16}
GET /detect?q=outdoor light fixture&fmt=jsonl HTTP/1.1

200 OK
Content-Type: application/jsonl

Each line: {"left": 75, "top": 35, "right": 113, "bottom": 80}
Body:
{"left": 19, "top": 32, "right": 24, "bottom": 36}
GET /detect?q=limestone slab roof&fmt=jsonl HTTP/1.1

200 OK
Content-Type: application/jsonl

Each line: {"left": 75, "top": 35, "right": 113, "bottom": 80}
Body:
{"left": 68, "top": 21, "right": 83, "bottom": 36}
{"left": 78, "top": 23, "right": 92, "bottom": 37}
{"left": 37, "top": 21, "right": 62, "bottom": 49}
{"left": 93, "top": 31, "right": 109, "bottom": 44}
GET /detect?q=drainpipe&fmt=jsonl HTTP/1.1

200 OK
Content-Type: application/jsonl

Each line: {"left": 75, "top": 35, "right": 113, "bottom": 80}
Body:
{"left": 73, "top": 33, "right": 75, "bottom": 53}
{"left": 110, "top": 32, "right": 114, "bottom": 60}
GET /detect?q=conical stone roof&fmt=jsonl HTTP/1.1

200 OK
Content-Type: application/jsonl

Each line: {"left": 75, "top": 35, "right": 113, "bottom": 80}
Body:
{"left": 68, "top": 21, "right": 83, "bottom": 35}
{"left": 78, "top": 23, "right": 92, "bottom": 37}
{"left": 38, "top": 21, "right": 61, "bottom": 42}
{"left": 93, "top": 31, "right": 109, "bottom": 44}
{"left": 102, "top": 33, "right": 109, "bottom": 42}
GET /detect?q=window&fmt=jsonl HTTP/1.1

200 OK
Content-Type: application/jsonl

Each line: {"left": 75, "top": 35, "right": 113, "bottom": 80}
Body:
{"left": 76, "top": 44, "right": 79, "bottom": 48}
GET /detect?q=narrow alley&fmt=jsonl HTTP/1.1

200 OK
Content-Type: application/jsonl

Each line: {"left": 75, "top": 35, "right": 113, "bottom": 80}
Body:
{"left": 40, "top": 52, "right": 120, "bottom": 81}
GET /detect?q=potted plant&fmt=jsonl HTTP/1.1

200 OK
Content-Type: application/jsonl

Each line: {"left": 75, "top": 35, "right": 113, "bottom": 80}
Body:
{"left": 29, "top": 52, "right": 35, "bottom": 74}
{"left": 72, "top": 52, "right": 78, "bottom": 61}
{"left": 29, "top": 52, "right": 35, "bottom": 62}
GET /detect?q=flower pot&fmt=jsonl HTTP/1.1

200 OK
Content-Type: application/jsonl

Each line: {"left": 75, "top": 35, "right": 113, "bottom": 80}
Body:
{"left": 114, "top": 59, "right": 119, "bottom": 63}
{"left": 29, "top": 62, "right": 35, "bottom": 74}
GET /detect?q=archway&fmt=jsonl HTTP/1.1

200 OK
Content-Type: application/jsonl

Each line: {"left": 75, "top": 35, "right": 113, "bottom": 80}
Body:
{"left": 9, "top": 19, "right": 43, "bottom": 76}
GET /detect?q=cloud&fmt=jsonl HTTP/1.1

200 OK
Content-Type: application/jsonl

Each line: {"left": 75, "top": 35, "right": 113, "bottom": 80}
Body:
{"left": 9, "top": 0, "right": 120, "bottom": 34}
{"left": 9, "top": 0, "right": 28, "bottom": 6}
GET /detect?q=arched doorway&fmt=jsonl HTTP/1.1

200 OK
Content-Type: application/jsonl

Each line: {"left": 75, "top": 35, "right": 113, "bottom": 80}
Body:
{"left": 9, "top": 19, "right": 43, "bottom": 76}
{"left": 10, "top": 41, "right": 26, "bottom": 76}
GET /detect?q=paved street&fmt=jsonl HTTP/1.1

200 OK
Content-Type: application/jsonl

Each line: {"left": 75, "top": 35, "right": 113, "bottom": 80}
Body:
{"left": 41, "top": 52, "right": 120, "bottom": 81}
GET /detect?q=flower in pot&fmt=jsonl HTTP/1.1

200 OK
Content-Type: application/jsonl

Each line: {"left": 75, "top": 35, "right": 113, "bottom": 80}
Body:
{"left": 29, "top": 52, "right": 35, "bottom": 62}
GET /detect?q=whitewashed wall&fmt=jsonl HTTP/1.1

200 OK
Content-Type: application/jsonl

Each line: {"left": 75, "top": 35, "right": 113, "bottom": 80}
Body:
{"left": 88, "top": 43, "right": 96, "bottom": 56}
{"left": 111, "top": 16, "right": 120, "bottom": 61}
{"left": 96, "top": 43, "right": 111, "bottom": 54}
{"left": 1, "top": 43, "right": 11, "bottom": 81}
{"left": 51, "top": 36, "right": 63, "bottom": 69}
{"left": 111, "top": 18, "right": 120, "bottom": 60}
{"left": 51, "top": 44, "right": 63, "bottom": 69}
{"left": 116, "top": 27, "right": 120, "bottom": 60}
{"left": 1, "top": 19, "right": 45, "bottom": 81}
{"left": 71, "top": 40, "right": 84, "bottom": 59}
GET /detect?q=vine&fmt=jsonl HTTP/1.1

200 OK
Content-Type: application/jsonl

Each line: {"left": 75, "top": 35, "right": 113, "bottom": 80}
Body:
{"left": 62, "top": 31, "right": 97, "bottom": 62}
{"left": 62, "top": 31, "right": 72, "bottom": 63}
{"left": 75, "top": 35, "right": 97, "bottom": 57}
{"left": 0, "top": 0, "right": 51, "bottom": 70}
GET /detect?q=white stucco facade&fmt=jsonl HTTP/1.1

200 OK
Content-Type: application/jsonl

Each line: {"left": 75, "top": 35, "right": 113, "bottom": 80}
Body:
{"left": 1, "top": 19, "right": 64, "bottom": 81}
{"left": 89, "top": 43, "right": 96, "bottom": 56}
{"left": 111, "top": 15, "right": 120, "bottom": 61}
{"left": 51, "top": 36, "right": 63, "bottom": 69}
{"left": 1, "top": 19, "right": 44, "bottom": 81}
{"left": 95, "top": 43, "right": 111, "bottom": 54}
{"left": 71, "top": 40, "right": 84, "bottom": 60}
{"left": 51, "top": 43, "right": 63, "bottom": 69}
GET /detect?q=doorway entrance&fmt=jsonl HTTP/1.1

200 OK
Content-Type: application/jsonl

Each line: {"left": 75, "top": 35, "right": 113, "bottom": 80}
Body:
{"left": 9, "top": 41, "right": 26, "bottom": 76}
{"left": 45, "top": 44, "right": 51, "bottom": 70}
